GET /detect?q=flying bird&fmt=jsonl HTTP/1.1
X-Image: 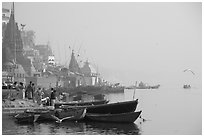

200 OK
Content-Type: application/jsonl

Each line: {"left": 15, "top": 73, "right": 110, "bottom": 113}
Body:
{"left": 183, "top": 69, "right": 195, "bottom": 75}
{"left": 21, "top": 24, "right": 26, "bottom": 27}
{"left": 20, "top": 24, "right": 26, "bottom": 30}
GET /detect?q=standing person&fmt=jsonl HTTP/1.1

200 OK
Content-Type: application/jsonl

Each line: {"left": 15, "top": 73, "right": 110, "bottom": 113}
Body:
{"left": 19, "top": 82, "right": 25, "bottom": 99}
{"left": 40, "top": 88, "right": 45, "bottom": 100}
{"left": 59, "top": 93, "right": 64, "bottom": 102}
{"left": 50, "top": 88, "right": 57, "bottom": 106}
{"left": 31, "top": 83, "right": 35, "bottom": 99}
{"left": 35, "top": 87, "right": 42, "bottom": 105}
{"left": 31, "top": 83, "right": 35, "bottom": 102}
{"left": 26, "top": 81, "right": 33, "bottom": 99}
{"left": 22, "top": 83, "right": 25, "bottom": 99}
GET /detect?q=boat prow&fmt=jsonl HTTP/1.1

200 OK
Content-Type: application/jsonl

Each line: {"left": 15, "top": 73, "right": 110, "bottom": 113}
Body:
{"left": 85, "top": 110, "right": 142, "bottom": 123}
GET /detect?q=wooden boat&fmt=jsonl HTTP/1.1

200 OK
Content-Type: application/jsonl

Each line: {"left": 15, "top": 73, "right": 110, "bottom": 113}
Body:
{"left": 14, "top": 108, "right": 53, "bottom": 123}
{"left": 100, "top": 86, "right": 125, "bottom": 93}
{"left": 53, "top": 108, "right": 86, "bottom": 123}
{"left": 14, "top": 113, "right": 40, "bottom": 123}
{"left": 125, "top": 84, "right": 160, "bottom": 89}
{"left": 136, "top": 84, "right": 160, "bottom": 89}
{"left": 61, "top": 99, "right": 138, "bottom": 114}
{"left": 54, "top": 99, "right": 109, "bottom": 109}
{"left": 86, "top": 99, "right": 138, "bottom": 114}
{"left": 150, "top": 84, "right": 160, "bottom": 89}
{"left": 38, "top": 108, "right": 86, "bottom": 123}
{"left": 85, "top": 111, "right": 142, "bottom": 123}
{"left": 183, "top": 84, "right": 191, "bottom": 89}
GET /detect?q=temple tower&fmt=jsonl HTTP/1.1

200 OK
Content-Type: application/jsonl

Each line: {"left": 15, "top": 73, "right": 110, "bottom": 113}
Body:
{"left": 2, "top": 3, "right": 32, "bottom": 76}
{"left": 68, "top": 50, "right": 81, "bottom": 73}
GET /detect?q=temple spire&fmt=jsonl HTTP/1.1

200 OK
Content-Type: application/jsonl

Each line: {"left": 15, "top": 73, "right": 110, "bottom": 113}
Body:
{"left": 69, "top": 50, "right": 81, "bottom": 73}
{"left": 2, "top": 2, "right": 16, "bottom": 64}
{"left": 12, "top": 2, "right": 14, "bottom": 14}
{"left": 12, "top": 2, "right": 16, "bottom": 62}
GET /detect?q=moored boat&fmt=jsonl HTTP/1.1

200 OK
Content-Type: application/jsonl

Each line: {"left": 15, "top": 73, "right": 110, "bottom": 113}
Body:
{"left": 14, "top": 113, "right": 40, "bottom": 123}
{"left": 14, "top": 108, "right": 53, "bottom": 123}
{"left": 100, "top": 86, "right": 125, "bottom": 93}
{"left": 85, "top": 111, "right": 142, "bottom": 123}
{"left": 54, "top": 99, "right": 109, "bottom": 108}
{"left": 38, "top": 107, "right": 86, "bottom": 123}
{"left": 53, "top": 107, "right": 86, "bottom": 122}
{"left": 61, "top": 99, "right": 138, "bottom": 114}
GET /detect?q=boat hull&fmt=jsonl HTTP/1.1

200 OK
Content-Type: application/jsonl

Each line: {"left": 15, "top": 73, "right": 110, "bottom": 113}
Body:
{"left": 55, "top": 108, "right": 86, "bottom": 121}
{"left": 85, "top": 111, "right": 142, "bottom": 123}
{"left": 61, "top": 99, "right": 138, "bottom": 114}
{"left": 55, "top": 100, "right": 109, "bottom": 108}
{"left": 86, "top": 99, "right": 138, "bottom": 114}
{"left": 15, "top": 113, "right": 40, "bottom": 123}
{"left": 38, "top": 108, "right": 86, "bottom": 122}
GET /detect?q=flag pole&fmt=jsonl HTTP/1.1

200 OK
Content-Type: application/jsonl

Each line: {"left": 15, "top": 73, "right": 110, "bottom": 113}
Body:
{"left": 133, "top": 81, "right": 137, "bottom": 100}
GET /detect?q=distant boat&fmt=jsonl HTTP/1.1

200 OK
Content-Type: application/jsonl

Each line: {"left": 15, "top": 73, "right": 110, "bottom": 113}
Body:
{"left": 100, "top": 85, "right": 125, "bottom": 93}
{"left": 61, "top": 99, "right": 139, "bottom": 114}
{"left": 183, "top": 69, "right": 195, "bottom": 89}
{"left": 126, "top": 84, "right": 160, "bottom": 89}
{"left": 85, "top": 111, "right": 142, "bottom": 123}
{"left": 183, "top": 84, "right": 191, "bottom": 89}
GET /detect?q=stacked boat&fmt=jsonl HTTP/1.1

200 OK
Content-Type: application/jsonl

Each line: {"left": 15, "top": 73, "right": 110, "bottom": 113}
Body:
{"left": 14, "top": 99, "right": 142, "bottom": 123}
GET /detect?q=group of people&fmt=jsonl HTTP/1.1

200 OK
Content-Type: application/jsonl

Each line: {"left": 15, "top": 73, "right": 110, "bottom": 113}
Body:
{"left": 3, "top": 80, "right": 64, "bottom": 107}
{"left": 2, "top": 81, "right": 24, "bottom": 90}
{"left": 26, "top": 82, "right": 60, "bottom": 106}
{"left": 25, "top": 81, "right": 56, "bottom": 106}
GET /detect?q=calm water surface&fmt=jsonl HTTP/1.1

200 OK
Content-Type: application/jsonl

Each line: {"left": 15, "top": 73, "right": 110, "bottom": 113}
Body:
{"left": 2, "top": 87, "right": 202, "bottom": 135}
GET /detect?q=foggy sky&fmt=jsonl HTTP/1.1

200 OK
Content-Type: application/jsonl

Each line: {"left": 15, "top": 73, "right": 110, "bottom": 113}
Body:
{"left": 2, "top": 2, "right": 202, "bottom": 86}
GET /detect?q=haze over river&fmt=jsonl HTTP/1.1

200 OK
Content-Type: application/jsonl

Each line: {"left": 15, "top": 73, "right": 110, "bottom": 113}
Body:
{"left": 2, "top": 87, "right": 202, "bottom": 135}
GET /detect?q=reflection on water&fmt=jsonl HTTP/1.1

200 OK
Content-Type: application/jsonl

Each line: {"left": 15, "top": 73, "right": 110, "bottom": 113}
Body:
{"left": 2, "top": 87, "right": 202, "bottom": 135}
{"left": 84, "top": 121, "right": 140, "bottom": 135}
{"left": 2, "top": 116, "right": 141, "bottom": 135}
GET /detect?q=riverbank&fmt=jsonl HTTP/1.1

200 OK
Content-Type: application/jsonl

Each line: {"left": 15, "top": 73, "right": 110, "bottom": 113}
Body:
{"left": 2, "top": 99, "right": 39, "bottom": 108}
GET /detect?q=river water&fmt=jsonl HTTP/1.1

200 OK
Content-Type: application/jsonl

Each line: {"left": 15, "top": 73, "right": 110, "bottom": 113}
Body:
{"left": 2, "top": 87, "right": 202, "bottom": 135}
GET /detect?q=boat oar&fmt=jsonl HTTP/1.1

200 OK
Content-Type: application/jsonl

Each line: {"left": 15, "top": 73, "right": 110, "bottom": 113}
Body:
{"left": 34, "top": 114, "right": 40, "bottom": 122}
{"left": 51, "top": 115, "right": 74, "bottom": 123}
{"left": 14, "top": 114, "right": 19, "bottom": 118}
{"left": 79, "top": 108, "right": 87, "bottom": 119}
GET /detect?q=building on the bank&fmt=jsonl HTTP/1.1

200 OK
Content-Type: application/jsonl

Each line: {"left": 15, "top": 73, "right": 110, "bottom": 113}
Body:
{"left": 69, "top": 50, "right": 81, "bottom": 74}
{"left": 81, "top": 60, "right": 99, "bottom": 86}
{"left": 63, "top": 50, "right": 100, "bottom": 88}
{"left": 33, "top": 44, "right": 53, "bottom": 64}
{"left": 21, "top": 30, "right": 35, "bottom": 49}
{"left": 2, "top": 62, "right": 15, "bottom": 83}
{"left": 2, "top": 60, "right": 27, "bottom": 83}
{"left": 25, "top": 74, "right": 58, "bottom": 89}
{"left": 24, "top": 48, "right": 44, "bottom": 73}
{"left": 13, "top": 64, "right": 27, "bottom": 83}
{"left": 48, "top": 55, "right": 55, "bottom": 65}
{"left": 2, "top": 8, "right": 10, "bottom": 24}
{"left": 2, "top": 71, "right": 13, "bottom": 84}
{"left": 2, "top": 3, "right": 32, "bottom": 77}
{"left": 2, "top": 8, "right": 10, "bottom": 38}
{"left": 67, "top": 51, "right": 84, "bottom": 87}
